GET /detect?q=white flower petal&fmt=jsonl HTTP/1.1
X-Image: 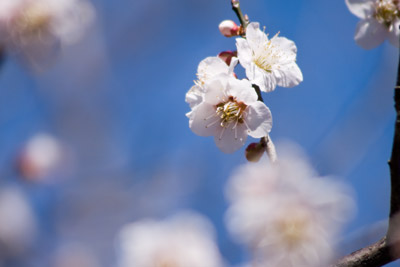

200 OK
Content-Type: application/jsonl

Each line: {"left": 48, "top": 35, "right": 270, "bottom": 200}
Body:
{"left": 247, "top": 65, "right": 277, "bottom": 92}
{"left": 270, "top": 36, "right": 297, "bottom": 55}
{"left": 189, "top": 103, "right": 219, "bottom": 137}
{"left": 354, "top": 18, "right": 388, "bottom": 49}
{"left": 236, "top": 38, "right": 252, "bottom": 69}
{"left": 245, "top": 22, "right": 268, "bottom": 48}
{"left": 204, "top": 76, "right": 228, "bottom": 105}
{"left": 227, "top": 78, "right": 258, "bottom": 104}
{"left": 214, "top": 124, "right": 247, "bottom": 154}
{"left": 197, "top": 57, "right": 229, "bottom": 82}
{"left": 388, "top": 19, "right": 400, "bottom": 47}
{"left": 345, "top": 0, "right": 374, "bottom": 19}
{"left": 246, "top": 102, "right": 272, "bottom": 138}
{"left": 228, "top": 57, "right": 239, "bottom": 75}
{"left": 275, "top": 63, "right": 303, "bottom": 88}
{"left": 185, "top": 85, "right": 204, "bottom": 108}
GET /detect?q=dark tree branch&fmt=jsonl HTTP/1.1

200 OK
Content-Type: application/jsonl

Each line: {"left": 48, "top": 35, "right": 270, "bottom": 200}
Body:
{"left": 387, "top": 46, "right": 400, "bottom": 239}
{"left": 333, "top": 34, "right": 400, "bottom": 267}
{"left": 333, "top": 237, "right": 392, "bottom": 267}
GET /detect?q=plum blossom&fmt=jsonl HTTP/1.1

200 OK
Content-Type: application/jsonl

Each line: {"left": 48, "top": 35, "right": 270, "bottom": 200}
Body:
{"left": 188, "top": 73, "right": 272, "bottom": 153}
{"left": 346, "top": 0, "right": 400, "bottom": 49}
{"left": 116, "top": 211, "right": 223, "bottom": 267}
{"left": 236, "top": 22, "right": 303, "bottom": 92}
{"left": 0, "top": 187, "right": 37, "bottom": 258}
{"left": 186, "top": 56, "right": 238, "bottom": 109}
{"left": 17, "top": 133, "right": 65, "bottom": 181}
{"left": 225, "top": 143, "right": 355, "bottom": 267}
{"left": 0, "top": 0, "right": 95, "bottom": 66}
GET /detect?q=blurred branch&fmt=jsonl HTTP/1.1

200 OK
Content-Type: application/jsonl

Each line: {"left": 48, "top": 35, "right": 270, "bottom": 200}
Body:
{"left": 0, "top": 46, "right": 4, "bottom": 70}
{"left": 333, "top": 35, "right": 400, "bottom": 267}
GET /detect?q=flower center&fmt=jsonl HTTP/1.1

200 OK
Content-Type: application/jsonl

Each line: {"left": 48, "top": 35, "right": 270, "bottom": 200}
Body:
{"left": 275, "top": 210, "right": 311, "bottom": 249}
{"left": 13, "top": 2, "right": 51, "bottom": 39}
{"left": 374, "top": 0, "right": 399, "bottom": 28}
{"left": 216, "top": 96, "right": 247, "bottom": 128}
{"left": 252, "top": 34, "right": 282, "bottom": 73}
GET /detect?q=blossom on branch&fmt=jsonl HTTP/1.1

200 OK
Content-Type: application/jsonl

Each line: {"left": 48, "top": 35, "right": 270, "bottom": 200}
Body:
{"left": 188, "top": 73, "right": 272, "bottom": 153}
{"left": 346, "top": 0, "right": 400, "bottom": 49}
{"left": 186, "top": 56, "right": 238, "bottom": 109}
{"left": 236, "top": 22, "right": 303, "bottom": 92}
{"left": 116, "top": 212, "right": 223, "bottom": 267}
{"left": 225, "top": 144, "right": 355, "bottom": 266}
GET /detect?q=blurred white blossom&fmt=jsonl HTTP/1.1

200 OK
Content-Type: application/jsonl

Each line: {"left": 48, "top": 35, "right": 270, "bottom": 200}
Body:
{"left": 346, "top": 0, "right": 400, "bottom": 49}
{"left": 236, "top": 22, "right": 303, "bottom": 92}
{"left": 116, "top": 211, "right": 224, "bottom": 267}
{"left": 17, "top": 133, "right": 65, "bottom": 181}
{"left": 0, "top": 187, "right": 37, "bottom": 258}
{"left": 188, "top": 73, "right": 272, "bottom": 153}
{"left": 186, "top": 56, "right": 238, "bottom": 109}
{"left": 53, "top": 243, "right": 100, "bottom": 267}
{"left": 225, "top": 143, "right": 355, "bottom": 267}
{"left": 0, "top": 0, "right": 95, "bottom": 66}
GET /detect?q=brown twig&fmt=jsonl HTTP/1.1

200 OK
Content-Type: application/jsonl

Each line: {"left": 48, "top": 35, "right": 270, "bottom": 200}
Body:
{"left": 332, "top": 237, "right": 392, "bottom": 267}
{"left": 231, "top": 0, "right": 249, "bottom": 35}
{"left": 332, "top": 33, "right": 400, "bottom": 267}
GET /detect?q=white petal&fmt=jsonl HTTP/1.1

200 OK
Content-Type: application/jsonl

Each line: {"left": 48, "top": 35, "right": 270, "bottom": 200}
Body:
{"left": 185, "top": 85, "right": 204, "bottom": 108}
{"left": 246, "top": 22, "right": 268, "bottom": 43}
{"left": 227, "top": 78, "right": 258, "bottom": 104}
{"left": 246, "top": 22, "right": 268, "bottom": 49}
{"left": 214, "top": 124, "right": 247, "bottom": 154}
{"left": 236, "top": 38, "right": 252, "bottom": 69}
{"left": 247, "top": 64, "right": 277, "bottom": 92}
{"left": 198, "top": 57, "right": 229, "bottom": 82}
{"left": 246, "top": 102, "right": 272, "bottom": 138}
{"left": 345, "top": 0, "right": 374, "bottom": 19}
{"left": 354, "top": 18, "right": 387, "bottom": 49}
{"left": 189, "top": 103, "right": 219, "bottom": 137}
{"left": 271, "top": 36, "right": 297, "bottom": 55}
{"left": 388, "top": 20, "right": 400, "bottom": 47}
{"left": 204, "top": 75, "right": 229, "bottom": 105}
{"left": 228, "top": 57, "right": 239, "bottom": 75}
{"left": 275, "top": 63, "right": 303, "bottom": 88}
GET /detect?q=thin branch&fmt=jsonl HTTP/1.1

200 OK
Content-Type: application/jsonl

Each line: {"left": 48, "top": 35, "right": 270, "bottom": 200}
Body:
{"left": 231, "top": 0, "right": 249, "bottom": 34}
{"left": 332, "top": 237, "right": 392, "bottom": 267}
{"left": 387, "top": 44, "right": 400, "bottom": 242}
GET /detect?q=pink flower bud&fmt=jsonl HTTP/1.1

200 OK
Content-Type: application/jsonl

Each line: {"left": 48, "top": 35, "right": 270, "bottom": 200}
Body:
{"left": 218, "top": 20, "right": 239, "bottom": 37}
{"left": 218, "top": 51, "right": 237, "bottom": 65}
{"left": 245, "top": 142, "right": 266, "bottom": 162}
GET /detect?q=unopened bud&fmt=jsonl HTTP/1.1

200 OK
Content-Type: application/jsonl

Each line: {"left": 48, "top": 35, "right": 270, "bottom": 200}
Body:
{"left": 218, "top": 20, "right": 239, "bottom": 37}
{"left": 245, "top": 142, "right": 266, "bottom": 162}
{"left": 218, "top": 51, "right": 237, "bottom": 65}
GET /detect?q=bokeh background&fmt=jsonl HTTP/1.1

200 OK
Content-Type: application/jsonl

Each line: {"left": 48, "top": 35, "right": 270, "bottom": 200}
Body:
{"left": 0, "top": 0, "right": 398, "bottom": 266}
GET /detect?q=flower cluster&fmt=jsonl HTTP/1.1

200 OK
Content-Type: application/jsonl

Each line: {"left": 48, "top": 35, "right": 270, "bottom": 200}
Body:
{"left": 346, "top": 0, "right": 400, "bottom": 49}
{"left": 186, "top": 22, "right": 302, "bottom": 154}
{"left": 225, "top": 144, "right": 355, "bottom": 267}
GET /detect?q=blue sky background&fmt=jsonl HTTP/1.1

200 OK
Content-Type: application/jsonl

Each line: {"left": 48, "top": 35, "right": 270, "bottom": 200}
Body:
{"left": 0, "top": 0, "right": 398, "bottom": 266}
